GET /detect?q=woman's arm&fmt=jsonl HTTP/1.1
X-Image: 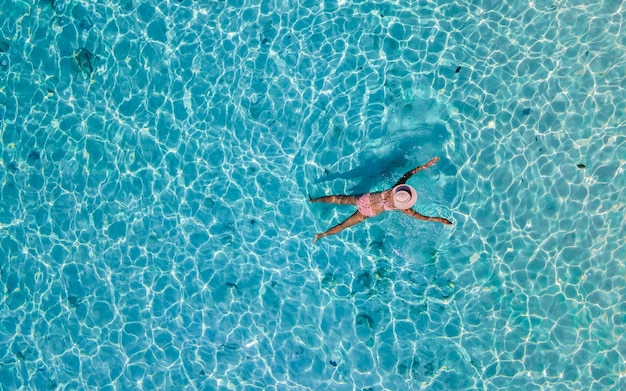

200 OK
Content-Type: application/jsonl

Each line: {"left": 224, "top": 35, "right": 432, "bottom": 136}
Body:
{"left": 400, "top": 208, "right": 453, "bottom": 225}
{"left": 394, "top": 157, "right": 440, "bottom": 186}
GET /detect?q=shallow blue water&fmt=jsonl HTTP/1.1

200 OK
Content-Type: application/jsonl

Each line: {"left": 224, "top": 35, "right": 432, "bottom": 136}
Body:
{"left": 1, "top": 0, "right": 624, "bottom": 390}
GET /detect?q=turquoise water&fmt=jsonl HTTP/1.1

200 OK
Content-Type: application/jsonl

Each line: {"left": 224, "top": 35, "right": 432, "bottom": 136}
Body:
{"left": 1, "top": 0, "right": 624, "bottom": 389}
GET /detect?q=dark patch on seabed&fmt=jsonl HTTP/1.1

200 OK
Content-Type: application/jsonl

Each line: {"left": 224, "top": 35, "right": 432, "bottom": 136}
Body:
{"left": 74, "top": 47, "right": 94, "bottom": 75}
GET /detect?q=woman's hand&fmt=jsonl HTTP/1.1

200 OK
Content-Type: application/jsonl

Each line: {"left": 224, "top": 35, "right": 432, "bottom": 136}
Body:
{"left": 425, "top": 157, "right": 440, "bottom": 167}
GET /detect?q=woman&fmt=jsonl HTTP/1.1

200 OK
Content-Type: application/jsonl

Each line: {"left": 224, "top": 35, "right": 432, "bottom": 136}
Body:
{"left": 310, "top": 157, "right": 452, "bottom": 243}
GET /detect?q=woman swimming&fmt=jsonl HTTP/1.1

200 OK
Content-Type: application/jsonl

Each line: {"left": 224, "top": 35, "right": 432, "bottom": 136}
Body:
{"left": 310, "top": 157, "right": 452, "bottom": 243}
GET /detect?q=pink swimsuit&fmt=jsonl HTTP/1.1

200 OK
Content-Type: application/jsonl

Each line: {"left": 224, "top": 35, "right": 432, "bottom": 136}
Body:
{"left": 357, "top": 193, "right": 394, "bottom": 217}
{"left": 357, "top": 194, "right": 376, "bottom": 217}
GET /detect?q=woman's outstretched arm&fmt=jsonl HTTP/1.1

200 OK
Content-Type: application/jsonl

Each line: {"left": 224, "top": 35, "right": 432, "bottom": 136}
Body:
{"left": 400, "top": 208, "right": 453, "bottom": 225}
{"left": 314, "top": 211, "right": 367, "bottom": 243}
{"left": 394, "top": 157, "right": 440, "bottom": 186}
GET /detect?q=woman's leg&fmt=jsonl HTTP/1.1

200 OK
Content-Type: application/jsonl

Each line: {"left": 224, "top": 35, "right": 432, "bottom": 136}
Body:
{"left": 314, "top": 211, "right": 367, "bottom": 243}
{"left": 309, "top": 194, "right": 359, "bottom": 205}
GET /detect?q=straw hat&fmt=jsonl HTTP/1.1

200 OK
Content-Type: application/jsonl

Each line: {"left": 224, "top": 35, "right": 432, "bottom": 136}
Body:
{"left": 393, "top": 184, "right": 417, "bottom": 209}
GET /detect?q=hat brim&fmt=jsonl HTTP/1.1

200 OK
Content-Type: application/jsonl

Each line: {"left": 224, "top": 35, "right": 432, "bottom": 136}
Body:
{"left": 393, "top": 185, "right": 417, "bottom": 209}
